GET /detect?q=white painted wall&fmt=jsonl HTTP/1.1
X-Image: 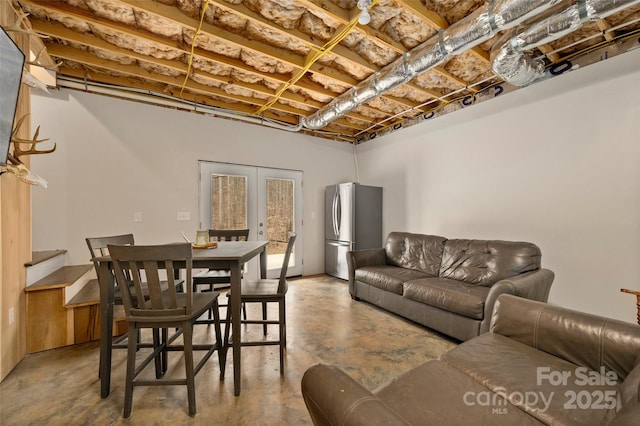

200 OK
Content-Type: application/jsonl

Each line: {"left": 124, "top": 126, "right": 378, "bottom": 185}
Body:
{"left": 30, "top": 48, "right": 639, "bottom": 323}
{"left": 30, "top": 90, "right": 355, "bottom": 274}
{"left": 355, "top": 48, "right": 640, "bottom": 323}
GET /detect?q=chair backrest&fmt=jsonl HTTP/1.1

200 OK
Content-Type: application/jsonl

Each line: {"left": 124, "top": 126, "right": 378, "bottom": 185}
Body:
{"left": 108, "top": 243, "right": 193, "bottom": 319}
{"left": 208, "top": 229, "right": 250, "bottom": 242}
{"left": 86, "top": 234, "right": 136, "bottom": 285}
{"left": 86, "top": 233, "right": 135, "bottom": 259}
{"left": 278, "top": 232, "right": 297, "bottom": 292}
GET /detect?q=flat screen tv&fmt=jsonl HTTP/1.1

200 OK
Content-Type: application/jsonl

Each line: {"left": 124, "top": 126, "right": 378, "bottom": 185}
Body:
{"left": 0, "top": 26, "right": 25, "bottom": 167}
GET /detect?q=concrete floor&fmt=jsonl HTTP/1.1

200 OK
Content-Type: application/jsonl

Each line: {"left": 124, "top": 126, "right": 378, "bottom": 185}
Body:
{"left": 0, "top": 275, "right": 457, "bottom": 425}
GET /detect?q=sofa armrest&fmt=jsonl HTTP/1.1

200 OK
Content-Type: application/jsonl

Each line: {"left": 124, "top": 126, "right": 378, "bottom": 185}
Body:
{"left": 301, "top": 364, "right": 410, "bottom": 426}
{"left": 347, "top": 248, "right": 386, "bottom": 270}
{"left": 479, "top": 268, "right": 555, "bottom": 334}
{"left": 347, "top": 249, "right": 386, "bottom": 297}
{"left": 490, "top": 294, "right": 640, "bottom": 381}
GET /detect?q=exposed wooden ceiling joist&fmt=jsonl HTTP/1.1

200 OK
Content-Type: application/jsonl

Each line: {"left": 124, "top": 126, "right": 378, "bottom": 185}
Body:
{"left": 11, "top": 0, "right": 639, "bottom": 142}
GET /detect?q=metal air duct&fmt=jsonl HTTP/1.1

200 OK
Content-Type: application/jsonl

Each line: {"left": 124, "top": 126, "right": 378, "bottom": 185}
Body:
{"left": 301, "top": 0, "right": 565, "bottom": 130}
{"left": 491, "top": 0, "right": 640, "bottom": 86}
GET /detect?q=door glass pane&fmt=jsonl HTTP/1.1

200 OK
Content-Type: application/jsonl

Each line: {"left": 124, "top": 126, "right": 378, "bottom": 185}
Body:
{"left": 266, "top": 178, "right": 294, "bottom": 269}
{"left": 211, "top": 175, "right": 247, "bottom": 229}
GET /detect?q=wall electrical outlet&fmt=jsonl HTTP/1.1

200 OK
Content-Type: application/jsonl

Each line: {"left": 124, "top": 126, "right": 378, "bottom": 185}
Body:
{"left": 177, "top": 211, "right": 191, "bottom": 221}
{"left": 133, "top": 212, "right": 142, "bottom": 222}
{"left": 9, "top": 307, "right": 15, "bottom": 325}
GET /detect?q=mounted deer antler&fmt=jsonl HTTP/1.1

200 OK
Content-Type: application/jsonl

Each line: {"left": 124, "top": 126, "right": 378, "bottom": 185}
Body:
{"left": 2, "top": 152, "right": 48, "bottom": 188}
{"left": 10, "top": 114, "right": 56, "bottom": 160}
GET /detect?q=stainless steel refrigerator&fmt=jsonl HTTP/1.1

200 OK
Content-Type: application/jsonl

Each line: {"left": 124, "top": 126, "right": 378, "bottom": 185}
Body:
{"left": 325, "top": 183, "right": 382, "bottom": 280}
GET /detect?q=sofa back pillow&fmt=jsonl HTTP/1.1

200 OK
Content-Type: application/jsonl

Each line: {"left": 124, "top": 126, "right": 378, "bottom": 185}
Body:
{"left": 439, "top": 239, "right": 541, "bottom": 286}
{"left": 384, "top": 232, "right": 447, "bottom": 276}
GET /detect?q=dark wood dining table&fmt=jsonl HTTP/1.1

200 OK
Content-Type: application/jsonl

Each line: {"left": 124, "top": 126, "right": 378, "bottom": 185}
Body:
{"left": 94, "top": 240, "right": 269, "bottom": 398}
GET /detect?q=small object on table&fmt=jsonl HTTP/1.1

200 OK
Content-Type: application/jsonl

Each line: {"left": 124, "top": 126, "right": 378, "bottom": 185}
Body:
{"left": 192, "top": 242, "right": 218, "bottom": 249}
{"left": 182, "top": 231, "right": 217, "bottom": 248}
{"left": 196, "top": 229, "right": 209, "bottom": 245}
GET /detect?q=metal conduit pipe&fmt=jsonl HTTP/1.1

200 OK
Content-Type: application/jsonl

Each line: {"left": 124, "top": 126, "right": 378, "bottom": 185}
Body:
{"left": 491, "top": 0, "right": 640, "bottom": 86}
{"left": 57, "top": 76, "right": 304, "bottom": 133}
{"left": 301, "top": 0, "right": 564, "bottom": 130}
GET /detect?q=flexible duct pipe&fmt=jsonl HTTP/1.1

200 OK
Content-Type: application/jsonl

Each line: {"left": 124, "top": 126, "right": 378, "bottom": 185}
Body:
{"left": 491, "top": 0, "right": 640, "bottom": 86}
{"left": 301, "top": 0, "right": 564, "bottom": 130}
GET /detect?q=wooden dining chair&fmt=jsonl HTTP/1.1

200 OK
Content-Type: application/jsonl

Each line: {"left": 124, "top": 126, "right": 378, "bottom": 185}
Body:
{"left": 86, "top": 233, "right": 136, "bottom": 310}
{"left": 193, "top": 229, "right": 250, "bottom": 320}
{"left": 86, "top": 234, "right": 183, "bottom": 356}
{"left": 223, "top": 232, "right": 296, "bottom": 374}
{"left": 108, "top": 243, "right": 225, "bottom": 418}
{"left": 86, "top": 234, "right": 142, "bottom": 358}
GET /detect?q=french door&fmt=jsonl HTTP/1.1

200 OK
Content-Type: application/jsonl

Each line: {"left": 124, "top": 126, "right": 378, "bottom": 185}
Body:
{"left": 199, "top": 161, "right": 303, "bottom": 278}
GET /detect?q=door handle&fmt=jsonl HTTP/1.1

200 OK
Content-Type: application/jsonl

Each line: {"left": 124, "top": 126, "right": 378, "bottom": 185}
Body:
{"left": 335, "top": 188, "right": 341, "bottom": 236}
{"left": 259, "top": 230, "right": 263, "bottom": 235}
{"left": 331, "top": 191, "right": 338, "bottom": 236}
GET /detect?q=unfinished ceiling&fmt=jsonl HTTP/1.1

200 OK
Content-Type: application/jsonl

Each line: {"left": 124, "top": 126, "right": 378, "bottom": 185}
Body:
{"left": 10, "top": 0, "right": 640, "bottom": 142}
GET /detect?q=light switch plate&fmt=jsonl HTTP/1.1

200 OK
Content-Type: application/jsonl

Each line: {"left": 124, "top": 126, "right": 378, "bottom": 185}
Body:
{"left": 177, "top": 211, "right": 191, "bottom": 221}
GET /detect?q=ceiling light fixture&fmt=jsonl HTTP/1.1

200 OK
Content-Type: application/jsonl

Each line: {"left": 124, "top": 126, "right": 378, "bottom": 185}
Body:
{"left": 357, "top": 0, "right": 372, "bottom": 25}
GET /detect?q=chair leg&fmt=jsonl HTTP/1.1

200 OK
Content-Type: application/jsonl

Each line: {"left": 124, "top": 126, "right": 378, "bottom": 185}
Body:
{"left": 207, "top": 285, "right": 214, "bottom": 320}
{"left": 161, "top": 328, "right": 168, "bottom": 375}
{"left": 124, "top": 323, "right": 138, "bottom": 418}
{"left": 211, "top": 299, "right": 225, "bottom": 379}
{"left": 223, "top": 302, "right": 232, "bottom": 360}
{"left": 262, "top": 301, "right": 267, "bottom": 336}
{"left": 153, "top": 329, "right": 162, "bottom": 379}
{"left": 183, "top": 322, "right": 196, "bottom": 417}
{"left": 279, "top": 299, "right": 286, "bottom": 374}
{"left": 282, "top": 298, "right": 287, "bottom": 348}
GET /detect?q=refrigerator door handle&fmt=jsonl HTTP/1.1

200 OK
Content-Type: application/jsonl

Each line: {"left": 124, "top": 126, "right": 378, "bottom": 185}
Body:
{"left": 335, "top": 188, "right": 340, "bottom": 236}
{"left": 331, "top": 190, "right": 335, "bottom": 236}
{"left": 332, "top": 188, "right": 339, "bottom": 236}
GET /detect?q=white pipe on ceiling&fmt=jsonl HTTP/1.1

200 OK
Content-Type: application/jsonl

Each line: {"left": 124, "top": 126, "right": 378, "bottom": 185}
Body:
{"left": 57, "top": 76, "right": 303, "bottom": 133}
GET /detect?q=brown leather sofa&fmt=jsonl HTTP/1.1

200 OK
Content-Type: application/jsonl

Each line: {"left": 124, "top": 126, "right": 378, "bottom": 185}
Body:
{"left": 347, "top": 232, "right": 555, "bottom": 341}
{"left": 301, "top": 295, "right": 640, "bottom": 426}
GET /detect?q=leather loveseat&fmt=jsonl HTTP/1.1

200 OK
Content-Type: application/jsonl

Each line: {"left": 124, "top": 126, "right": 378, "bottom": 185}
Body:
{"left": 302, "top": 294, "right": 640, "bottom": 425}
{"left": 347, "top": 232, "right": 555, "bottom": 341}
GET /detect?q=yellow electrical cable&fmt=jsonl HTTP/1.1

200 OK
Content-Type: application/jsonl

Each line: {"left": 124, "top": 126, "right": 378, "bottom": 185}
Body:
{"left": 254, "top": 0, "right": 379, "bottom": 116}
{"left": 179, "top": 0, "right": 210, "bottom": 98}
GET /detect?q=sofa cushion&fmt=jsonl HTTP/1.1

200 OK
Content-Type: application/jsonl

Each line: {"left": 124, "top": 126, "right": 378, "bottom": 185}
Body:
{"left": 384, "top": 232, "right": 447, "bottom": 275}
{"left": 355, "top": 265, "right": 433, "bottom": 295}
{"left": 441, "top": 333, "right": 620, "bottom": 425}
{"left": 403, "top": 278, "right": 489, "bottom": 320}
{"left": 373, "top": 360, "right": 543, "bottom": 425}
{"left": 439, "top": 239, "right": 541, "bottom": 286}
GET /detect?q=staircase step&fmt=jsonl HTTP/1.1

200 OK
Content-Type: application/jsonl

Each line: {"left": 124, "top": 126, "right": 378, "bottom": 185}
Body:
{"left": 25, "top": 265, "right": 94, "bottom": 292}
{"left": 66, "top": 278, "right": 100, "bottom": 308}
{"left": 25, "top": 250, "right": 68, "bottom": 286}
{"left": 25, "top": 250, "right": 67, "bottom": 266}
